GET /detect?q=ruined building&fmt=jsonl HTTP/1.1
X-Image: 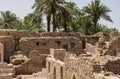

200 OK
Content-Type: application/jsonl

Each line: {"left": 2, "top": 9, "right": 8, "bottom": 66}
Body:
{"left": 46, "top": 48, "right": 120, "bottom": 79}
{"left": 0, "top": 29, "right": 29, "bottom": 63}
{"left": 0, "top": 43, "right": 15, "bottom": 79}
{"left": 0, "top": 29, "right": 119, "bottom": 79}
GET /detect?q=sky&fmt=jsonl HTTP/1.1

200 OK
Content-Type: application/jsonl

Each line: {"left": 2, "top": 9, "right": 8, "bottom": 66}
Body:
{"left": 0, "top": 0, "right": 120, "bottom": 31}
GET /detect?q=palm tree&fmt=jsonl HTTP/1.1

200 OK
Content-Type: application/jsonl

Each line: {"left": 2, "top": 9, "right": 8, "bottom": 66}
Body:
{"left": 14, "top": 13, "right": 44, "bottom": 34}
{"left": 0, "top": 11, "right": 18, "bottom": 29}
{"left": 23, "top": 13, "right": 44, "bottom": 34}
{"left": 68, "top": 20, "right": 82, "bottom": 32}
{"left": 82, "top": 16, "right": 93, "bottom": 35}
{"left": 83, "top": 0, "right": 113, "bottom": 34}
{"left": 67, "top": 8, "right": 93, "bottom": 34}
{"left": 33, "top": 0, "right": 70, "bottom": 32}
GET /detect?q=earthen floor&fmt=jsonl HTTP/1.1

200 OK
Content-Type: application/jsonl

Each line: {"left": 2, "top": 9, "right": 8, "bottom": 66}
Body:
{"left": 18, "top": 68, "right": 47, "bottom": 79}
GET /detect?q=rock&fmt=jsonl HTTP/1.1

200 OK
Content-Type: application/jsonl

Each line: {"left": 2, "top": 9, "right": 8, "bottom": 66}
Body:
{"left": 10, "top": 51, "right": 28, "bottom": 65}
{"left": 15, "top": 50, "right": 42, "bottom": 75}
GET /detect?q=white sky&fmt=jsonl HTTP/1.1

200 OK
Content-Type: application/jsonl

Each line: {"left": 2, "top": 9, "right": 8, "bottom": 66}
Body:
{"left": 0, "top": 0, "right": 120, "bottom": 31}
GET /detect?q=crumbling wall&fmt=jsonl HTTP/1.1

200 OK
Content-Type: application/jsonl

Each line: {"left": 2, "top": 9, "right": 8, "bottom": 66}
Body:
{"left": 0, "top": 29, "right": 29, "bottom": 51}
{"left": 10, "top": 51, "right": 28, "bottom": 65}
{"left": 110, "top": 37, "right": 120, "bottom": 54}
{"left": 50, "top": 49, "right": 66, "bottom": 62}
{"left": 15, "top": 50, "right": 42, "bottom": 75}
{"left": 0, "top": 43, "right": 4, "bottom": 63}
{"left": 0, "top": 36, "right": 14, "bottom": 63}
{"left": 33, "top": 32, "right": 86, "bottom": 49}
{"left": 109, "top": 31, "right": 119, "bottom": 40}
{"left": 104, "top": 59, "right": 120, "bottom": 75}
{"left": 46, "top": 57, "right": 64, "bottom": 79}
{"left": 33, "top": 32, "right": 84, "bottom": 37}
{"left": 0, "top": 63, "right": 15, "bottom": 79}
{"left": 98, "top": 36, "right": 120, "bottom": 56}
{"left": 92, "top": 54, "right": 120, "bottom": 76}
{"left": 19, "top": 37, "right": 83, "bottom": 56}
{"left": 0, "top": 29, "right": 29, "bottom": 40}
{"left": 95, "top": 31, "right": 120, "bottom": 56}
{"left": 86, "top": 36, "right": 99, "bottom": 45}
{"left": 46, "top": 49, "right": 65, "bottom": 79}
{"left": 97, "top": 35, "right": 106, "bottom": 48}
{"left": 46, "top": 48, "right": 120, "bottom": 79}
{"left": 64, "top": 53, "right": 98, "bottom": 79}
{"left": 47, "top": 49, "right": 102, "bottom": 79}
{"left": 86, "top": 43, "right": 100, "bottom": 56}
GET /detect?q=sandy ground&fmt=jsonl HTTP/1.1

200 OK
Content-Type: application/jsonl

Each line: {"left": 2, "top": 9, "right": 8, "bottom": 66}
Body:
{"left": 17, "top": 68, "right": 47, "bottom": 79}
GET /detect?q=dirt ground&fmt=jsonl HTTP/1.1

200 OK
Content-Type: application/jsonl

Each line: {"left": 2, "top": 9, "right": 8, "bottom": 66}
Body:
{"left": 17, "top": 68, "right": 47, "bottom": 79}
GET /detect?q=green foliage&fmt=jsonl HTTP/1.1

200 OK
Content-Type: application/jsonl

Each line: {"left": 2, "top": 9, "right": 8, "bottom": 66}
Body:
{"left": 89, "top": 24, "right": 119, "bottom": 36}
{"left": 0, "top": 11, "right": 18, "bottom": 29}
{"left": 33, "top": 0, "right": 73, "bottom": 32}
{"left": 14, "top": 13, "right": 44, "bottom": 34}
{"left": 0, "top": 1, "right": 119, "bottom": 35}
{"left": 83, "top": 0, "right": 113, "bottom": 34}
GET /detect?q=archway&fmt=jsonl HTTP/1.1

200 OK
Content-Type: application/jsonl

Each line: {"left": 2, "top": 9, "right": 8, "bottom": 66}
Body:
{"left": 48, "top": 62, "right": 50, "bottom": 73}
{"left": 72, "top": 74, "right": 76, "bottom": 79}
{"left": 53, "top": 67, "right": 56, "bottom": 79}
{"left": 60, "top": 66, "right": 63, "bottom": 79}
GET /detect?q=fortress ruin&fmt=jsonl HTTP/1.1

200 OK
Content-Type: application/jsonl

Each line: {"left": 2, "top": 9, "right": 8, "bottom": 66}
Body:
{"left": 0, "top": 29, "right": 119, "bottom": 79}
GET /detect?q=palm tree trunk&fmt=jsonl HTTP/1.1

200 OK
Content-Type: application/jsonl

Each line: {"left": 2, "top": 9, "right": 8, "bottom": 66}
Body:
{"left": 94, "top": 21, "right": 97, "bottom": 34}
{"left": 63, "top": 16, "right": 68, "bottom": 32}
{"left": 52, "top": 0, "right": 57, "bottom": 32}
{"left": 85, "top": 27, "right": 88, "bottom": 35}
{"left": 63, "top": 21, "right": 67, "bottom": 32}
{"left": 93, "top": 17, "right": 97, "bottom": 34}
{"left": 53, "top": 12, "right": 57, "bottom": 32}
{"left": 47, "top": 15, "right": 51, "bottom": 32}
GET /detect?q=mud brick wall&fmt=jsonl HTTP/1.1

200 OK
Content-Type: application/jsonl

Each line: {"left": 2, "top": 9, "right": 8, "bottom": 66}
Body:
{"left": 0, "top": 36, "right": 14, "bottom": 63}
{"left": 86, "top": 36, "right": 99, "bottom": 45}
{"left": 0, "top": 29, "right": 29, "bottom": 51}
{"left": 19, "top": 37, "right": 83, "bottom": 56}
{"left": 32, "top": 32, "right": 86, "bottom": 46}
{"left": 64, "top": 54, "right": 96, "bottom": 79}
{"left": 0, "top": 43, "right": 4, "bottom": 63}
{"left": 16, "top": 50, "right": 42, "bottom": 75}
{"left": 110, "top": 37, "right": 120, "bottom": 53}
{"left": 104, "top": 59, "right": 120, "bottom": 75}
{"left": 46, "top": 57, "right": 64, "bottom": 79}
{"left": 46, "top": 48, "right": 103, "bottom": 79}
{"left": 50, "top": 49, "right": 66, "bottom": 62}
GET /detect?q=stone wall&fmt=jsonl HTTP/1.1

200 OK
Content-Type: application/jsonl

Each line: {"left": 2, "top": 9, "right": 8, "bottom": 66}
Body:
{"left": 109, "top": 31, "right": 119, "bottom": 40}
{"left": 104, "top": 59, "right": 120, "bottom": 75}
{"left": 33, "top": 32, "right": 84, "bottom": 38}
{"left": 10, "top": 51, "right": 28, "bottom": 65}
{"left": 50, "top": 49, "right": 66, "bottom": 62}
{"left": 0, "top": 36, "right": 14, "bottom": 63}
{"left": 86, "top": 43, "right": 100, "bottom": 56}
{"left": 0, "top": 29, "right": 29, "bottom": 51}
{"left": 110, "top": 36, "right": 120, "bottom": 54}
{"left": 0, "top": 29, "right": 29, "bottom": 39}
{"left": 0, "top": 43, "right": 4, "bottom": 63}
{"left": 86, "top": 35, "right": 99, "bottom": 45}
{"left": 0, "top": 63, "right": 15, "bottom": 79}
{"left": 15, "top": 50, "right": 42, "bottom": 75}
{"left": 46, "top": 57, "right": 64, "bottom": 79}
{"left": 19, "top": 37, "right": 83, "bottom": 56}
{"left": 33, "top": 32, "right": 86, "bottom": 49}
{"left": 46, "top": 49, "right": 102, "bottom": 79}
{"left": 64, "top": 53, "right": 96, "bottom": 79}
{"left": 46, "top": 49, "right": 66, "bottom": 79}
